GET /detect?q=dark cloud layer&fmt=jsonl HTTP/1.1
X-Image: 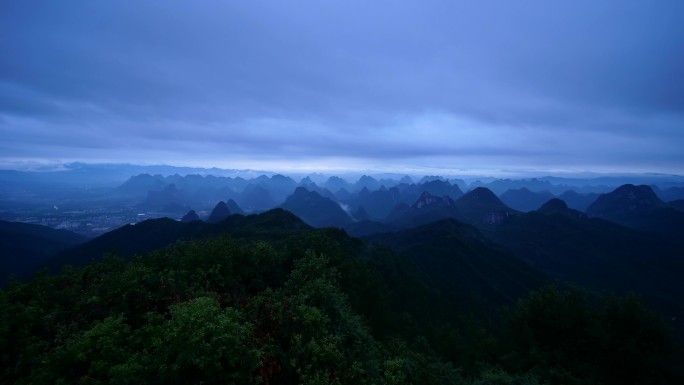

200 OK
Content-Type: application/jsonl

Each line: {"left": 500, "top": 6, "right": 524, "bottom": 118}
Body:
{"left": 1, "top": 0, "right": 683, "bottom": 173}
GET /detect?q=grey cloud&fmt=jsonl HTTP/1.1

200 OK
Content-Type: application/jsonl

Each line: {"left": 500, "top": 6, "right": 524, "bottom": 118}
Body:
{"left": 1, "top": 0, "right": 683, "bottom": 173}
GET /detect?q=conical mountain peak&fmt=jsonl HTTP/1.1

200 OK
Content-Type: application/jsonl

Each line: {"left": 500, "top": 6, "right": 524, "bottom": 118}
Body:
{"left": 225, "top": 199, "right": 245, "bottom": 215}
{"left": 293, "top": 186, "right": 311, "bottom": 196}
{"left": 538, "top": 198, "right": 568, "bottom": 212}
{"left": 536, "top": 198, "right": 586, "bottom": 219}
{"left": 457, "top": 187, "right": 508, "bottom": 210}
{"left": 280, "top": 188, "right": 351, "bottom": 228}
{"left": 207, "top": 201, "right": 232, "bottom": 223}
{"left": 181, "top": 209, "right": 201, "bottom": 223}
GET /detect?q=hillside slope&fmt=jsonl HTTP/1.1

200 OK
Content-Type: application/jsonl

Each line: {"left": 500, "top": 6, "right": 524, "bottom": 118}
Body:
{"left": 0, "top": 220, "right": 85, "bottom": 285}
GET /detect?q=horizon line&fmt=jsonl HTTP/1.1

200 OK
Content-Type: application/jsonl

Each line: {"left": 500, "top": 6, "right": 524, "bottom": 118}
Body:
{"left": 1, "top": 160, "right": 683, "bottom": 181}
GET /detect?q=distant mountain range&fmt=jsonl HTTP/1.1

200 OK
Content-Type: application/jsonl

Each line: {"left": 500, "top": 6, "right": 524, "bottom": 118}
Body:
{"left": 116, "top": 173, "right": 683, "bottom": 223}
{"left": 3, "top": 163, "right": 684, "bottom": 210}
{"left": 3, "top": 167, "right": 684, "bottom": 384}
{"left": 3, "top": 170, "right": 684, "bottom": 316}
{"left": 500, "top": 188, "right": 554, "bottom": 212}
{"left": 3, "top": 181, "right": 684, "bottom": 341}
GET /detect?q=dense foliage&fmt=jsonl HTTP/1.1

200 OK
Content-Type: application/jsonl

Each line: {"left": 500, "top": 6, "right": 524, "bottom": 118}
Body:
{"left": 1, "top": 228, "right": 681, "bottom": 384}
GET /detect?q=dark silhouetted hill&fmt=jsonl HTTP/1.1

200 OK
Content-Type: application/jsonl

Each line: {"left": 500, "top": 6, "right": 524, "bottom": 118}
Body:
{"left": 492, "top": 210, "right": 684, "bottom": 326}
{"left": 279, "top": 187, "right": 353, "bottom": 228}
{"left": 454, "top": 187, "right": 517, "bottom": 226}
{"left": 297, "top": 179, "right": 337, "bottom": 201}
{"left": 4, "top": 205, "right": 682, "bottom": 385}
{"left": 207, "top": 201, "right": 232, "bottom": 223}
{"left": 38, "top": 209, "right": 312, "bottom": 276}
{"left": 225, "top": 198, "right": 245, "bottom": 214}
{"left": 537, "top": 198, "right": 586, "bottom": 219}
{"left": 393, "top": 180, "right": 464, "bottom": 206}
{"left": 180, "top": 210, "right": 201, "bottom": 223}
{"left": 0, "top": 221, "right": 85, "bottom": 285}
{"left": 385, "top": 188, "right": 517, "bottom": 230}
{"left": 370, "top": 218, "right": 547, "bottom": 309}
{"left": 388, "top": 192, "right": 461, "bottom": 228}
{"left": 670, "top": 199, "right": 684, "bottom": 212}
{"left": 587, "top": 184, "right": 665, "bottom": 218}
{"left": 587, "top": 184, "right": 684, "bottom": 238}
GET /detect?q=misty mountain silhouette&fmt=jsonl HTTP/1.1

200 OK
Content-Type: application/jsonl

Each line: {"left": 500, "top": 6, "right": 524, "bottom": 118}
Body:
{"left": 390, "top": 179, "right": 464, "bottom": 207}
{"left": 141, "top": 183, "right": 187, "bottom": 212}
{"left": 225, "top": 198, "right": 245, "bottom": 215}
{"left": 352, "top": 206, "right": 371, "bottom": 221}
{"left": 415, "top": 179, "right": 464, "bottom": 200}
{"left": 384, "top": 188, "right": 518, "bottom": 229}
{"left": 115, "top": 173, "right": 166, "bottom": 197}
{"left": 453, "top": 187, "right": 517, "bottom": 226}
{"left": 349, "top": 186, "right": 401, "bottom": 220}
{"left": 324, "top": 176, "right": 353, "bottom": 192}
{"left": 253, "top": 174, "right": 298, "bottom": 202}
{"left": 653, "top": 185, "right": 684, "bottom": 202}
{"left": 279, "top": 187, "right": 352, "bottom": 228}
{"left": 238, "top": 184, "right": 275, "bottom": 211}
{"left": 587, "top": 184, "right": 664, "bottom": 218}
{"left": 586, "top": 184, "right": 684, "bottom": 238}
{"left": 387, "top": 191, "right": 461, "bottom": 228}
{"left": 333, "top": 187, "right": 352, "bottom": 201}
{"left": 354, "top": 175, "right": 381, "bottom": 191}
{"left": 537, "top": 198, "right": 586, "bottom": 219}
{"left": 207, "top": 201, "right": 232, "bottom": 223}
{"left": 180, "top": 209, "right": 201, "bottom": 223}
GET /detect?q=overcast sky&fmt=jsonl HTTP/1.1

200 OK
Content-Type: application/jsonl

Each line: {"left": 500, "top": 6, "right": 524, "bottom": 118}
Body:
{"left": 1, "top": 0, "right": 683, "bottom": 175}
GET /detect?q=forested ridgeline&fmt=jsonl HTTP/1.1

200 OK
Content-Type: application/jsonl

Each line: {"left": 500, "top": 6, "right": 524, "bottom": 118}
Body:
{"left": 1, "top": 225, "right": 681, "bottom": 384}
